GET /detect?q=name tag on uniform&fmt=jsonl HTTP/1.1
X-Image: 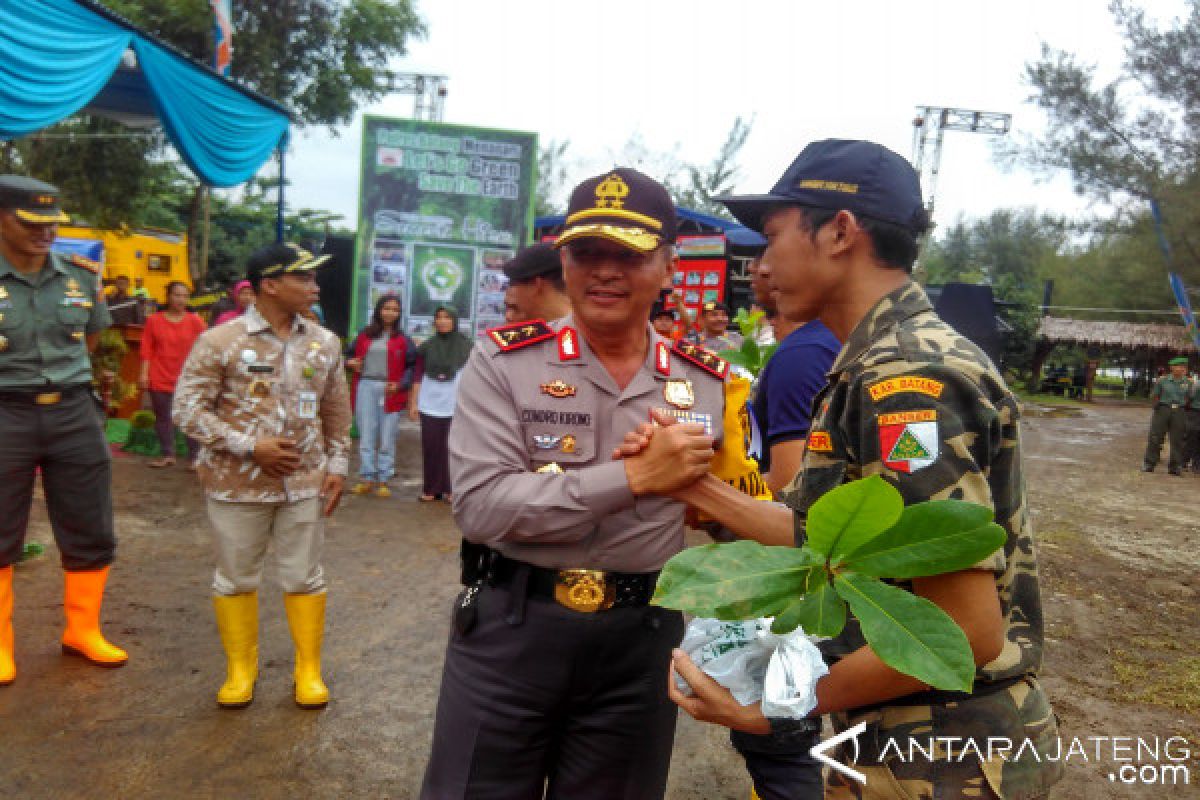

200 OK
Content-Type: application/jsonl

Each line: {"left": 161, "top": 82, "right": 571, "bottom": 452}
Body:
{"left": 247, "top": 364, "right": 274, "bottom": 374}
{"left": 297, "top": 390, "right": 318, "bottom": 420}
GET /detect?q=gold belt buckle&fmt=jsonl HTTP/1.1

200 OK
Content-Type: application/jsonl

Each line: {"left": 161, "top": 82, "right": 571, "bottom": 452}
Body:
{"left": 555, "top": 569, "right": 615, "bottom": 613}
{"left": 34, "top": 391, "right": 62, "bottom": 405}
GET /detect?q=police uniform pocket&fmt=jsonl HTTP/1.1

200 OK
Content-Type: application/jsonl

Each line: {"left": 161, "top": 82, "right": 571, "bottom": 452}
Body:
{"left": 527, "top": 427, "right": 594, "bottom": 466}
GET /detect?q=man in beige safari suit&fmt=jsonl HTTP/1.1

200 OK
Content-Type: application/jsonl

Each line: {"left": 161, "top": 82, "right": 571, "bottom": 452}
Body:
{"left": 174, "top": 242, "right": 351, "bottom": 710}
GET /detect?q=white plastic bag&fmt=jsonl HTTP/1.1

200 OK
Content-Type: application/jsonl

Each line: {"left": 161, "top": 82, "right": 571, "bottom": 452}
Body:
{"left": 675, "top": 618, "right": 772, "bottom": 705}
{"left": 675, "top": 617, "right": 829, "bottom": 718}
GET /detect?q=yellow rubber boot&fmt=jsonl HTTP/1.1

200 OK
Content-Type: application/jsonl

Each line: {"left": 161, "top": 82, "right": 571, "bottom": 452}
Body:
{"left": 1, "top": 565, "right": 14, "bottom": 685}
{"left": 283, "top": 592, "right": 329, "bottom": 709}
{"left": 61, "top": 566, "right": 128, "bottom": 667}
{"left": 213, "top": 593, "right": 259, "bottom": 709}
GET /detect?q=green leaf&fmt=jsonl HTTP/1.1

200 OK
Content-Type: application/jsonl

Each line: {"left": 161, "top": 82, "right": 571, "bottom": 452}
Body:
{"left": 804, "top": 475, "right": 904, "bottom": 561}
{"left": 717, "top": 348, "right": 758, "bottom": 370}
{"left": 771, "top": 570, "right": 847, "bottom": 637}
{"left": 833, "top": 572, "right": 975, "bottom": 692}
{"left": 653, "top": 540, "right": 822, "bottom": 620}
{"left": 841, "top": 500, "right": 1007, "bottom": 579}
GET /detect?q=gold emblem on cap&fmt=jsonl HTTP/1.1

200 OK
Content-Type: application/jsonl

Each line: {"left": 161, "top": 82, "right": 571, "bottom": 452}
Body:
{"left": 594, "top": 173, "right": 630, "bottom": 209}
{"left": 664, "top": 379, "right": 695, "bottom": 410}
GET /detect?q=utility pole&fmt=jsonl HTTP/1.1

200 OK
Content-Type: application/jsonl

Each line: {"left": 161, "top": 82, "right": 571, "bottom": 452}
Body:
{"left": 389, "top": 73, "right": 449, "bottom": 122}
{"left": 911, "top": 106, "right": 1011, "bottom": 224}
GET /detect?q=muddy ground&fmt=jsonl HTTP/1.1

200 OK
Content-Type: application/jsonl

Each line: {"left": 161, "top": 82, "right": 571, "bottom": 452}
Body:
{"left": 1, "top": 403, "right": 1197, "bottom": 798}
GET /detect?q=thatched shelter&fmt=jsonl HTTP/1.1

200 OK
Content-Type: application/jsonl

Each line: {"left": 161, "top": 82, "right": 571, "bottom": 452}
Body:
{"left": 1036, "top": 317, "right": 1197, "bottom": 354}
{"left": 1032, "top": 317, "right": 1197, "bottom": 400}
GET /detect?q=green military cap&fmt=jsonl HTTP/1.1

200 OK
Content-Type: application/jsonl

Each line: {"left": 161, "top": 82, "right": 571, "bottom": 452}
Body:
{"left": 1168, "top": 356, "right": 1189, "bottom": 366}
{"left": 0, "top": 174, "right": 70, "bottom": 224}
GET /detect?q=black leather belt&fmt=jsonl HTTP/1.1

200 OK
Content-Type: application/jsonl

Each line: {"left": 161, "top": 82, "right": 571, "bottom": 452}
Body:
{"left": 488, "top": 551, "right": 659, "bottom": 612}
{"left": 0, "top": 385, "right": 89, "bottom": 405}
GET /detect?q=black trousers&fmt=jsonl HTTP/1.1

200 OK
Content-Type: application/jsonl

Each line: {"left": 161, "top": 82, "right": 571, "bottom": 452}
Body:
{"left": 421, "top": 585, "right": 684, "bottom": 799}
{"left": 731, "top": 728, "right": 824, "bottom": 800}
{"left": 1184, "top": 409, "right": 1200, "bottom": 469}
{"left": 0, "top": 390, "right": 115, "bottom": 570}
{"left": 419, "top": 413, "right": 453, "bottom": 497}
{"left": 1143, "top": 404, "right": 1188, "bottom": 470}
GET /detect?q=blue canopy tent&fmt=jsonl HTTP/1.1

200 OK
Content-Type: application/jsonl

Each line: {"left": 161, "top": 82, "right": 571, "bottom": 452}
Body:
{"left": 535, "top": 207, "right": 766, "bottom": 249}
{"left": 0, "top": 0, "right": 292, "bottom": 234}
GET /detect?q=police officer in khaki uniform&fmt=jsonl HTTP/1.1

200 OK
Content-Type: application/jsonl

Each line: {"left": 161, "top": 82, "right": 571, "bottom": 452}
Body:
{"left": 620, "top": 141, "right": 1062, "bottom": 799}
{"left": 0, "top": 175, "right": 127, "bottom": 686}
{"left": 421, "top": 168, "right": 727, "bottom": 799}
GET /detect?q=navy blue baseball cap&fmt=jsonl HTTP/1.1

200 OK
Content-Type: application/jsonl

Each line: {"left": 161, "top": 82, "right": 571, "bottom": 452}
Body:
{"left": 718, "top": 139, "right": 929, "bottom": 234}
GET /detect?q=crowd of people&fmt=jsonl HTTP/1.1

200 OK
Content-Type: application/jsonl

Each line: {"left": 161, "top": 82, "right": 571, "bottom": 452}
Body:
{"left": 2, "top": 132, "right": 1146, "bottom": 797}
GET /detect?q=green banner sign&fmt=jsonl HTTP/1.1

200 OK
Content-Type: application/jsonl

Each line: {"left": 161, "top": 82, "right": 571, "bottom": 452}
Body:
{"left": 352, "top": 116, "right": 538, "bottom": 338}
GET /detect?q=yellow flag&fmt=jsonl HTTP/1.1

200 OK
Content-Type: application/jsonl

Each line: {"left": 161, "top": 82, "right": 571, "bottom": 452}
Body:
{"left": 704, "top": 376, "right": 771, "bottom": 517}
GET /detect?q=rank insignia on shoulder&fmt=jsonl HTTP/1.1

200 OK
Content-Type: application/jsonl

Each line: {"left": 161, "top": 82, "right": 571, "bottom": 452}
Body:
{"left": 541, "top": 379, "right": 576, "bottom": 398}
{"left": 68, "top": 254, "right": 101, "bottom": 274}
{"left": 558, "top": 326, "right": 580, "bottom": 361}
{"left": 487, "top": 319, "right": 554, "bottom": 352}
{"left": 671, "top": 340, "right": 729, "bottom": 379}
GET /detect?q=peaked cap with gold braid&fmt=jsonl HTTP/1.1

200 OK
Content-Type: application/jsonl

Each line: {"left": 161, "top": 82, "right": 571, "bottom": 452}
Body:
{"left": 554, "top": 167, "right": 677, "bottom": 254}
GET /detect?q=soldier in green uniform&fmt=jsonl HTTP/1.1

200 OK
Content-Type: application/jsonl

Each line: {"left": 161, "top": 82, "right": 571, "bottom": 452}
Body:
{"left": 620, "top": 141, "right": 1063, "bottom": 799}
{"left": 1142, "top": 356, "right": 1192, "bottom": 475}
{"left": 1185, "top": 371, "right": 1200, "bottom": 473}
{"left": 0, "top": 176, "right": 127, "bottom": 687}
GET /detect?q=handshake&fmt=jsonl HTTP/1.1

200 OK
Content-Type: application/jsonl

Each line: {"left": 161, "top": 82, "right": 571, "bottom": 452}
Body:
{"left": 612, "top": 409, "right": 715, "bottom": 497}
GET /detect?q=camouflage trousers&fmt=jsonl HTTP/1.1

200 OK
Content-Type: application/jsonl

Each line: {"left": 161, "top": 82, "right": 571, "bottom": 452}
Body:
{"left": 825, "top": 676, "right": 1063, "bottom": 799}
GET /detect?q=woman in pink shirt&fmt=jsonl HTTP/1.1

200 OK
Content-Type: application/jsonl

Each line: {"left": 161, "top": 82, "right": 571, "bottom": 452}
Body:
{"left": 213, "top": 279, "right": 254, "bottom": 326}
{"left": 139, "top": 281, "right": 207, "bottom": 467}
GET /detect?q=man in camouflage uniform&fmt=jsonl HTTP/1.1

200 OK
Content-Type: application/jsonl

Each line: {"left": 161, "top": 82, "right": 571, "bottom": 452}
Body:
{"left": 1141, "top": 356, "right": 1192, "bottom": 475}
{"left": 174, "top": 242, "right": 351, "bottom": 710}
{"left": 641, "top": 140, "right": 1062, "bottom": 798}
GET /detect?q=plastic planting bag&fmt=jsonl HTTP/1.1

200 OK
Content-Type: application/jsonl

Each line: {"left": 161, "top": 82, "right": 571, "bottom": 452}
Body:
{"left": 675, "top": 617, "right": 829, "bottom": 719}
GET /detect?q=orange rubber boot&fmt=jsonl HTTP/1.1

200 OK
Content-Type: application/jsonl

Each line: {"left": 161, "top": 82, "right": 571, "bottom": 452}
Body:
{"left": 1, "top": 565, "right": 14, "bottom": 685}
{"left": 61, "top": 566, "right": 128, "bottom": 667}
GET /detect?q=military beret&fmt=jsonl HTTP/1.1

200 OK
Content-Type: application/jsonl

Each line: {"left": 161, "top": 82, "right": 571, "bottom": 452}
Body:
{"left": 502, "top": 243, "right": 562, "bottom": 283}
{"left": 1168, "top": 356, "right": 1189, "bottom": 366}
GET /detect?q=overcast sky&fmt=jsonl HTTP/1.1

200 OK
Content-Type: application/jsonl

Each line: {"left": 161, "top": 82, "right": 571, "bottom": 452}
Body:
{"left": 283, "top": 0, "right": 1187, "bottom": 232}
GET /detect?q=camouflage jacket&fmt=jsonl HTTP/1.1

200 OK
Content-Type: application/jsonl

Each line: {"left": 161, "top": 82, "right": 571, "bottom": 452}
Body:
{"left": 173, "top": 306, "right": 351, "bottom": 503}
{"left": 789, "top": 282, "right": 1044, "bottom": 685}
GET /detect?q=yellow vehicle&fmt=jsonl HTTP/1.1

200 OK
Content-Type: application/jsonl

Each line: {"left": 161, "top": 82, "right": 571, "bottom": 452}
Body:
{"left": 53, "top": 225, "right": 190, "bottom": 299}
